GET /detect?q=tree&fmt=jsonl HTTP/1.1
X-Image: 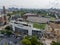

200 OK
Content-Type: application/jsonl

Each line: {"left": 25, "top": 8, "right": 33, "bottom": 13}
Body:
{"left": 21, "top": 39, "right": 31, "bottom": 45}
{"left": 5, "top": 30, "right": 12, "bottom": 36}
{"left": 5, "top": 26, "right": 11, "bottom": 30}
{"left": 24, "top": 35, "right": 30, "bottom": 39}
{"left": 0, "top": 30, "right": 5, "bottom": 34}
{"left": 21, "top": 36, "right": 43, "bottom": 45}
{"left": 7, "top": 13, "right": 12, "bottom": 16}
{"left": 51, "top": 41, "right": 60, "bottom": 45}
{"left": 0, "top": 30, "right": 12, "bottom": 36}
{"left": 31, "top": 36, "right": 39, "bottom": 45}
{"left": 31, "top": 36, "right": 43, "bottom": 45}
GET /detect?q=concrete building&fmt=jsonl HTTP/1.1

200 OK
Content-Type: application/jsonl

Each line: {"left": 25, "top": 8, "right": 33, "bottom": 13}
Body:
{"left": 9, "top": 20, "right": 44, "bottom": 38}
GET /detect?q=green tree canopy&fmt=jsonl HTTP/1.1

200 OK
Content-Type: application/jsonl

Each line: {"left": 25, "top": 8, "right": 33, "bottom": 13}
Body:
{"left": 21, "top": 36, "right": 43, "bottom": 45}
{"left": 51, "top": 41, "right": 60, "bottom": 45}
{"left": 21, "top": 39, "right": 31, "bottom": 45}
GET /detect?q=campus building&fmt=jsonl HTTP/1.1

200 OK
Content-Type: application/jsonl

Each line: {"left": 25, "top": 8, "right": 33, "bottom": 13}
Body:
{"left": 10, "top": 20, "right": 44, "bottom": 38}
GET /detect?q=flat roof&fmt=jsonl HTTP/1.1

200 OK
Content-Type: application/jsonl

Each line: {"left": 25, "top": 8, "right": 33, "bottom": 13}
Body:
{"left": 11, "top": 20, "right": 32, "bottom": 25}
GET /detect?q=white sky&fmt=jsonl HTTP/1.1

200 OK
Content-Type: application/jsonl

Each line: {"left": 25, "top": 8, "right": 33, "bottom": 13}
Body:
{"left": 0, "top": 0, "right": 60, "bottom": 9}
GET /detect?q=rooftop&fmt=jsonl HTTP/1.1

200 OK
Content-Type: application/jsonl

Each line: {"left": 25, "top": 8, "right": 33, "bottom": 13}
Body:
{"left": 10, "top": 20, "right": 45, "bottom": 30}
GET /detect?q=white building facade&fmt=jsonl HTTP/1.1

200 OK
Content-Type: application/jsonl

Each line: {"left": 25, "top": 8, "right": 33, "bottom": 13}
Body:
{"left": 9, "top": 20, "right": 44, "bottom": 37}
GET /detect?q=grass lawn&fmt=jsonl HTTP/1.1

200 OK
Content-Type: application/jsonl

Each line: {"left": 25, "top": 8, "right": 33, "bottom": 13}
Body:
{"left": 50, "top": 17, "right": 56, "bottom": 21}
{"left": 33, "top": 23, "right": 46, "bottom": 29}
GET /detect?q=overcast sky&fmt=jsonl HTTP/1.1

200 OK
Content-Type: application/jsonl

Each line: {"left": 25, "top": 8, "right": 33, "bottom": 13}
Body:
{"left": 0, "top": 0, "right": 60, "bottom": 9}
